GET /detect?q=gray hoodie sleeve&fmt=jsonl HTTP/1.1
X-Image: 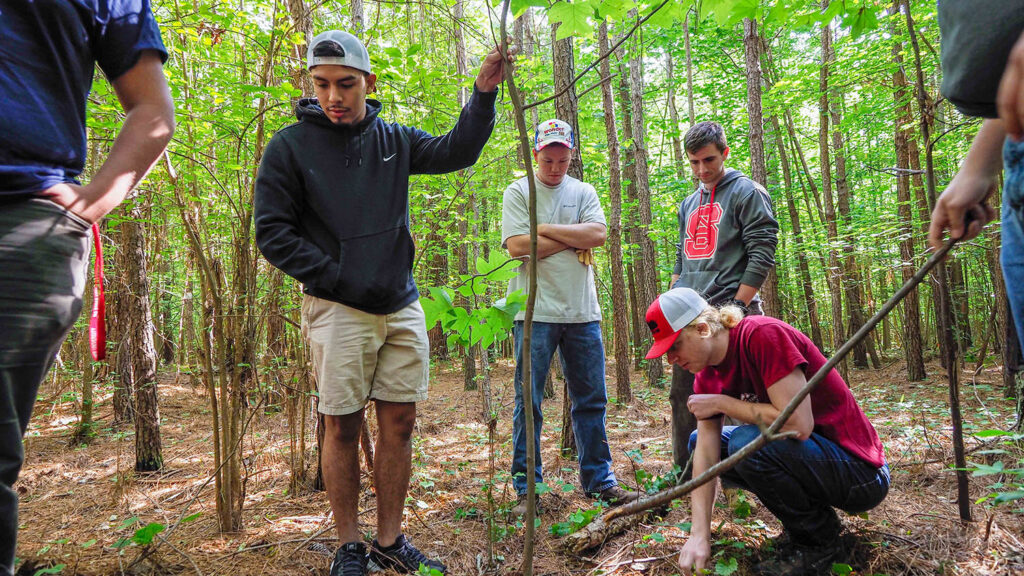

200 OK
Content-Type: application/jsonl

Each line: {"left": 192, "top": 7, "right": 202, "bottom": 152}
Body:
{"left": 735, "top": 184, "right": 779, "bottom": 289}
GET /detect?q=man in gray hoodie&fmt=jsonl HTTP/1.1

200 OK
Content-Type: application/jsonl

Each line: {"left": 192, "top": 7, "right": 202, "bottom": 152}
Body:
{"left": 668, "top": 121, "right": 779, "bottom": 472}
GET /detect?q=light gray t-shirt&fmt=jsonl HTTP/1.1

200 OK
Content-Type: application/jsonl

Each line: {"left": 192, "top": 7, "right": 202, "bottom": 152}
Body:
{"left": 501, "top": 175, "right": 606, "bottom": 323}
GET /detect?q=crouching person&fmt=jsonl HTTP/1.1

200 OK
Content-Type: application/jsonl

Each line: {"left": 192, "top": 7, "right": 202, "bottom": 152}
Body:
{"left": 643, "top": 288, "right": 889, "bottom": 576}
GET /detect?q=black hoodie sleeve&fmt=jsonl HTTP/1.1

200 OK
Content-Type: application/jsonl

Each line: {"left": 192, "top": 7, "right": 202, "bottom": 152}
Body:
{"left": 255, "top": 133, "right": 340, "bottom": 289}
{"left": 407, "top": 86, "right": 498, "bottom": 174}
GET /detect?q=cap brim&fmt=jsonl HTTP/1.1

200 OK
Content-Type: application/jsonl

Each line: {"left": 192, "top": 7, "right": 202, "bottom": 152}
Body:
{"left": 644, "top": 330, "right": 681, "bottom": 359}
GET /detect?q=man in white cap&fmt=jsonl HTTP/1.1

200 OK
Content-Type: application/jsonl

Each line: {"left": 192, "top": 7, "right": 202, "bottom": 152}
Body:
{"left": 255, "top": 30, "right": 507, "bottom": 575}
{"left": 501, "top": 119, "right": 637, "bottom": 516}
{"left": 644, "top": 288, "right": 888, "bottom": 576}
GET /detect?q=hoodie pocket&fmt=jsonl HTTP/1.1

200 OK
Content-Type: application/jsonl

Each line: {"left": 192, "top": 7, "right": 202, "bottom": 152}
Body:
{"left": 333, "top": 225, "right": 415, "bottom": 306}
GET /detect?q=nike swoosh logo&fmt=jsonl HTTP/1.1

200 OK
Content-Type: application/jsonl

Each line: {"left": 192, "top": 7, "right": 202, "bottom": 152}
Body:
{"left": 383, "top": 153, "right": 397, "bottom": 162}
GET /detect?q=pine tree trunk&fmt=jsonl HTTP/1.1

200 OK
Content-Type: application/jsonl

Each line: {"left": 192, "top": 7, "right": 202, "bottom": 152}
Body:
{"left": 742, "top": 18, "right": 779, "bottom": 317}
{"left": 891, "top": 6, "right": 926, "bottom": 380}
{"left": 121, "top": 204, "right": 163, "bottom": 472}
{"left": 625, "top": 13, "right": 663, "bottom": 387}
{"left": 818, "top": 4, "right": 848, "bottom": 380}
{"left": 665, "top": 51, "right": 685, "bottom": 180}
{"left": 599, "top": 21, "right": 632, "bottom": 403}
{"left": 769, "top": 115, "right": 822, "bottom": 349}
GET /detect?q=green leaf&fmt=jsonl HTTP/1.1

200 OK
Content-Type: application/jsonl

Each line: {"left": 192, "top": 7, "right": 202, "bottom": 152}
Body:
{"left": 33, "top": 565, "right": 66, "bottom": 576}
{"left": 594, "top": 0, "right": 635, "bottom": 21}
{"left": 971, "top": 461, "right": 1005, "bottom": 477}
{"left": 831, "top": 563, "right": 854, "bottom": 576}
{"left": 714, "top": 556, "right": 738, "bottom": 575}
{"left": 993, "top": 490, "right": 1024, "bottom": 504}
{"left": 844, "top": 6, "right": 879, "bottom": 38}
{"left": 511, "top": 0, "right": 549, "bottom": 18}
{"left": 549, "top": 0, "right": 594, "bottom": 41}
{"left": 131, "top": 523, "right": 166, "bottom": 546}
{"left": 181, "top": 512, "right": 202, "bottom": 524}
{"left": 645, "top": 0, "right": 682, "bottom": 28}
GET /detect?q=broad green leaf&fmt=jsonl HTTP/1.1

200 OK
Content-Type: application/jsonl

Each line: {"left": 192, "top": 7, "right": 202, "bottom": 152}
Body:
{"left": 844, "top": 6, "right": 879, "bottom": 38}
{"left": 33, "top": 565, "right": 66, "bottom": 576}
{"left": 971, "top": 461, "right": 1005, "bottom": 477}
{"left": 594, "top": 0, "right": 635, "bottom": 21}
{"left": 131, "top": 522, "right": 166, "bottom": 546}
{"left": 645, "top": 0, "right": 682, "bottom": 28}
{"left": 549, "top": 0, "right": 594, "bottom": 41}
{"left": 714, "top": 557, "right": 738, "bottom": 575}
{"left": 511, "top": 0, "right": 549, "bottom": 18}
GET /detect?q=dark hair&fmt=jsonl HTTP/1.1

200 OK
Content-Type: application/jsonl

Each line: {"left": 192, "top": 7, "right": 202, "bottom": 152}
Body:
{"left": 313, "top": 40, "right": 346, "bottom": 59}
{"left": 684, "top": 121, "right": 728, "bottom": 154}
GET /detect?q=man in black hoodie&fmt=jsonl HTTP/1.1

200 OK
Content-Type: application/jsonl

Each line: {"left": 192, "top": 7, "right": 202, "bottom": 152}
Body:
{"left": 668, "top": 121, "right": 779, "bottom": 475}
{"left": 254, "top": 31, "right": 505, "bottom": 576}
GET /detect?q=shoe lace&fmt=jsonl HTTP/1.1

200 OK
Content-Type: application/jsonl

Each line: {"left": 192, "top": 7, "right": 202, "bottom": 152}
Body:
{"left": 332, "top": 548, "right": 366, "bottom": 576}
{"left": 393, "top": 541, "right": 433, "bottom": 569}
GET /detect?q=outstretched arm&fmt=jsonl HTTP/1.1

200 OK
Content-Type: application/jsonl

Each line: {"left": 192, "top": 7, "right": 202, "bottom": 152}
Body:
{"left": 678, "top": 417, "right": 723, "bottom": 576}
{"left": 928, "top": 119, "right": 1004, "bottom": 249}
{"left": 44, "top": 51, "right": 174, "bottom": 223}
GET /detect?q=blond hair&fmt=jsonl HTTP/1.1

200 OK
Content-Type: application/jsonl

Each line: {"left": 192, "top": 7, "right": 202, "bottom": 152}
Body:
{"left": 682, "top": 304, "right": 746, "bottom": 335}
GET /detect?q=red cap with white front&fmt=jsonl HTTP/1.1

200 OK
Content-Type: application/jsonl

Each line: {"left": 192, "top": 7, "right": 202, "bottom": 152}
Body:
{"left": 644, "top": 288, "right": 708, "bottom": 359}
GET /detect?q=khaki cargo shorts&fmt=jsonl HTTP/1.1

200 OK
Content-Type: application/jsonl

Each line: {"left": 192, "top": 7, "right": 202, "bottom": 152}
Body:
{"left": 301, "top": 295, "right": 430, "bottom": 415}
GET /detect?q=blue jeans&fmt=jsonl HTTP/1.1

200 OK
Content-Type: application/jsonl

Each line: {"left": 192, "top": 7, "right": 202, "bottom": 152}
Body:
{"left": 511, "top": 321, "right": 617, "bottom": 495}
{"left": 1001, "top": 138, "right": 1024, "bottom": 358}
{"left": 689, "top": 425, "right": 890, "bottom": 546}
{"left": 0, "top": 198, "right": 90, "bottom": 576}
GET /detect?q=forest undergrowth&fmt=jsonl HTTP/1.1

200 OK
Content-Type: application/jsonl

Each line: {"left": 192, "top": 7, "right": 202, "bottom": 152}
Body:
{"left": 14, "top": 358, "right": 1024, "bottom": 576}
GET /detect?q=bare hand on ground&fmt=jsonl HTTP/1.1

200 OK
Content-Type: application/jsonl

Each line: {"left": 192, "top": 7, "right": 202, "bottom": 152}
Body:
{"left": 678, "top": 535, "right": 711, "bottom": 576}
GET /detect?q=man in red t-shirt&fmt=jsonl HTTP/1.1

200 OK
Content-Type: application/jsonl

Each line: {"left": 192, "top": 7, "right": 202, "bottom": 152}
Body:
{"left": 644, "top": 288, "right": 889, "bottom": 576}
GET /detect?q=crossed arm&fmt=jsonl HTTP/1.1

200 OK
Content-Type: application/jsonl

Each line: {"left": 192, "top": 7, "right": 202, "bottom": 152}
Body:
{"left": 505, "top": 222, "right": 606, "bottom": 259}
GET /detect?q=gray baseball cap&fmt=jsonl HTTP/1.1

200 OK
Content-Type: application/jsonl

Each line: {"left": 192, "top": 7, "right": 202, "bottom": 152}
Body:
{"left": 307, "top": 30, "right": 371, "bottom": 74}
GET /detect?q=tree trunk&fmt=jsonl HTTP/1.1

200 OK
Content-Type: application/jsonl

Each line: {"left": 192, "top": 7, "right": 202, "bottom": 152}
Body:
{"left": 599, "top": 21, "right": 632, "bottom": 403}
{"left": 742, "top": 18, "right": 779, "bottom": 317}
{"left": 769, "top": 116, "right": 822, "bottom": 349}
{"left": 120, "top": 204, "right": 163, "bottom": 472}
{"left": 891, "top": 6, "right": 926, "bottom": 380}
{"left": 616, "top": 44, "right": 644, "bottom": 371}
{"left": 683, "top": 11, "right": 696, "bottom": 125}
{"left": 830, "top": 88, "right": 879, "bottom": 368}
{"left": 625, "top": 12, "right": 663, "bottom": 387}
{"left": 552, "top": 24, "right": 584, "bottom": 179}
{"left": 665, "top": 50, "right": 685, "bottom": 180}
{"left": 818, "top": 4, "right": 848, "bottom": 380}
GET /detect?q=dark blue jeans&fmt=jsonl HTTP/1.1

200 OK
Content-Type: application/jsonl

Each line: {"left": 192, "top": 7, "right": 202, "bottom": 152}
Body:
{"left": 511, "top": 321, "right": 617, "bottom": 495}
{"left": 689, "top": 425, "right": 890, "bottom": 546}
{"left": 0, "top": 198, "right": 90, "bottom": 576}
{"left": 1000, "top": 138, "right": 1024, "bottom": 358}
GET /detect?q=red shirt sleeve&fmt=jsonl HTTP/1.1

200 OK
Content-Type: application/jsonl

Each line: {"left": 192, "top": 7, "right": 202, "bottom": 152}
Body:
{"left": 743, "top": 323, "right": 809, "bottom": 392}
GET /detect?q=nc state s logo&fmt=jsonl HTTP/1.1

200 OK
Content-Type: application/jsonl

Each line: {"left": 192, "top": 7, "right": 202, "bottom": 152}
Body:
{"left": 684, "top": 203, "right": 722, "bottom": 259}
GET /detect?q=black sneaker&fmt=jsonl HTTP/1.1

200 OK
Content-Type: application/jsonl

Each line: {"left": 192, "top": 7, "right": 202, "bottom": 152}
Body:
{"left": 330, "top": 542, "right": 368, "bottom": 576}
{"left": 369, "top": 534, "right": 447, "bottom": 574}
{"left": 754, "top": 538, "right": 845, "bottom": 576}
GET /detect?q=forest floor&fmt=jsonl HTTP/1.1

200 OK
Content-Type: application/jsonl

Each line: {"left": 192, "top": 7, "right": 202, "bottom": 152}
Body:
{"left": 13, "top": 357, "right": 1024, "bottom": 576}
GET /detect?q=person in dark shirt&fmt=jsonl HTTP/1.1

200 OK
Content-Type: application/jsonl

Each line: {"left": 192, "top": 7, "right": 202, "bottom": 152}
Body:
{"left": 645, "top": 288, "right": 888, "bottom": 576}
{"left": 0, "top": 2, "right": 175, "bottom": 574}
{"left": 254, "top": 30, "right": 506, "bottom": 576}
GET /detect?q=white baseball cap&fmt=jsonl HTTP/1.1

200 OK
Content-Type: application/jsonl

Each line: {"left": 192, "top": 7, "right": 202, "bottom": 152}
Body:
{"left": 534, "top": 119, "right": 575, "bottom": 151}
{"left": 307, "top": 30, "right": 371, "bottom": 74}
{"left": 644, "top": 288, "right": 709, "bottom": 359}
